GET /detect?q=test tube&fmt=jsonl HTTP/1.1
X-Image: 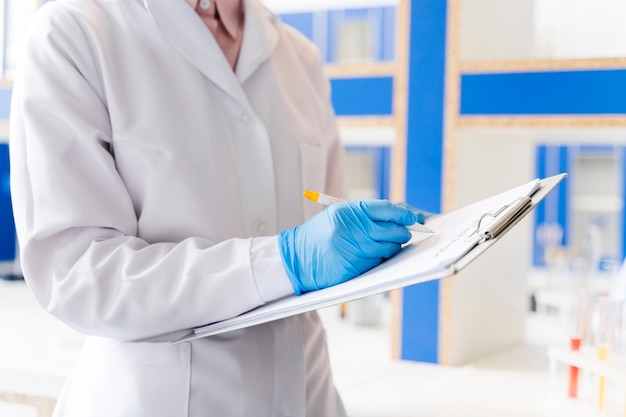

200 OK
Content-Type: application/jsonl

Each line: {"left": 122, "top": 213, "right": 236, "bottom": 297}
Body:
{"left": 568, "top": 289, "right": 590, "bottom": 398}
{"left": 594, "top": 295, "right": 619, "bottom": 411}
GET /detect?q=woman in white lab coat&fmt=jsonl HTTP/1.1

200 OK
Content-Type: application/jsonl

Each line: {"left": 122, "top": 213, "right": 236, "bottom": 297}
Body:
{"left": 9, "top": 0, "right": 416, "bottom": 416}
{"left": 11, "top": 0, "right": 349, "bottom": 415}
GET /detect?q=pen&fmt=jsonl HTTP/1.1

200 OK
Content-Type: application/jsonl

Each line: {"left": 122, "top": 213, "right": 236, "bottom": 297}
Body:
{"left": 303, "top": 190, "right": 434, "bottom": 234}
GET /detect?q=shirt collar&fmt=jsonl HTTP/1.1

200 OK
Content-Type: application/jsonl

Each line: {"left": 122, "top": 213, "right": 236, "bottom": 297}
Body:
{"left": 185, "top": 0, "right": 243, "bottom": 39}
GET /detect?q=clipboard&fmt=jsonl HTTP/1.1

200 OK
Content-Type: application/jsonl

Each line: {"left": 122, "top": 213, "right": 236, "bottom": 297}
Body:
{"left": 173, "top": 173, "right": 567, "bottom": 343}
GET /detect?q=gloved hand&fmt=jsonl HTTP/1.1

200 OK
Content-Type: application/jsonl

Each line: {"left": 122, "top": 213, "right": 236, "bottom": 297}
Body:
{"left": 278, "top": 200, "right": 418, "bottom": 295}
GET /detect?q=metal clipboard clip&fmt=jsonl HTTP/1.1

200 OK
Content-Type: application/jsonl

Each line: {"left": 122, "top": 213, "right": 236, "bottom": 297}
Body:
{"left": 466, "top": 196, "right": 534, "bottom": 244}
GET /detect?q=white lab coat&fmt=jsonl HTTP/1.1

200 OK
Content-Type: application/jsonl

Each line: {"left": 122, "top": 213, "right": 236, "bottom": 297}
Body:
{"left": 9, "top": 0, "right": 348, "bottom": 415}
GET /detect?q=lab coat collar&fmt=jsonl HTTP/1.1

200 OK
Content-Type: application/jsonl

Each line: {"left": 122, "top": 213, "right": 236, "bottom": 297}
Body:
{"left": 235, "top": 0, "right": 279, "bottom": 84}
{"left": 143, "top": 0, "right": 278, "bottom": 105}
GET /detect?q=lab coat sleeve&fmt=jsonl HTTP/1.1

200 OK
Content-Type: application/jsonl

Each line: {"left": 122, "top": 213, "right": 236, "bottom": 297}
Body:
{"left": 9, "top": 4, "right": 291, "bottom": 342}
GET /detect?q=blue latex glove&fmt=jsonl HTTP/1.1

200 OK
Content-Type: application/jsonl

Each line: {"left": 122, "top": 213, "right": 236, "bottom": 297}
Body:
{"left": 278, "top": 200, "right": 418, "bottom": 295}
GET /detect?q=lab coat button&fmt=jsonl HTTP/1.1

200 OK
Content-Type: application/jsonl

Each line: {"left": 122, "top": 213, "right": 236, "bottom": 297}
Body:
{"left": 239, "top": 114, "right": 249, "bottom": 123}
{"left": 254, "top": 221, "right": 268, "bottom": 235}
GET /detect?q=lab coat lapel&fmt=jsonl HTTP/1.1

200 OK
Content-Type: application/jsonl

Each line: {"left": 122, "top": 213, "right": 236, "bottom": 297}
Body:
{"left": 236, "top": 0, "right": 279, "bottom": 84}
{"left": 143, "top": 0, "right": 249, "bottom": 106}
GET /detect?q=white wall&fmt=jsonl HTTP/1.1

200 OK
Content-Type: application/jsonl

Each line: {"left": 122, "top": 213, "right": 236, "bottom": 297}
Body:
{"left": 448, "top": 127, "right": 626, "bottom": 363}
{"left": 459, "top": 0, "right": 535, "bottom": 61}
{"left": 535, "top": 0, "right": 626, "bottom": 59}
{"left": 459, "top": 0, "right": 626, "bottom": 61}
{"left": 447, "top": 129, "right": 535, "bottom": 363}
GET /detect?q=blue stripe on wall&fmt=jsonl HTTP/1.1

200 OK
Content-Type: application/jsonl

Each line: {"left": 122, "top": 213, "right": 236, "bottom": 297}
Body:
{"left": 330, "top": 76, "right": 393, "bottom": 116}
{"left": 381, "top": 6, "right": 396, "bottom": 61}
{"left": 0, "top": 87, "right": 11, "bottom": 121}
{"left": 344, "top": 7, "right": 370, "bottom": 20}
{"left": 327, "top": 10, "right": 343, "bottom": 63}
{"left": 378, "top": 146, "right": 391, "bottom": 199}
{"left": 401, "top": 0, "right": 448, "bottom": 364}
{"left": 558, "top": 147, "right": 569, "bottom": 247}
{"left": 461, "top": 70, "right": 626, "bottom": 115}
{"left": 622, "top": 148, "right": 626, "bottom": 260}
{"left": 0, "top": 144, "right": 15, "bottom": 261}
{"left": 533, "top": 145, "right": 569, "bottom": 266}
{"left": 533, "top": 145, "right": 547, "bottom": 266}
{"left": 312, "top": 11, "right": 329, "bottom": 62}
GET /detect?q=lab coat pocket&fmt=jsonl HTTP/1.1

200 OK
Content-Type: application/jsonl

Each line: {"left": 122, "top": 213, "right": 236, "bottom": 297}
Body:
{"left": 300, "top": 143, "right": 328, "bottom": 220}
{"left": 56, "top": 338, "right": 191, "bottom": 417}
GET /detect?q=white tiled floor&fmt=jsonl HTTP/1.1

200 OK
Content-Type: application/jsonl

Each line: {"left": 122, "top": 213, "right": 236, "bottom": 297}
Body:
{"left": 319, "top": 302, "right": 624, "bottom": 417}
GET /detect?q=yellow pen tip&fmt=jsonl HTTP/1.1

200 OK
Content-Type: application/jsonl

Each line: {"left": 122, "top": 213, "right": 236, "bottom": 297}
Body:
{"left": 303, "top": 190, "right": 319, "bottom": 202}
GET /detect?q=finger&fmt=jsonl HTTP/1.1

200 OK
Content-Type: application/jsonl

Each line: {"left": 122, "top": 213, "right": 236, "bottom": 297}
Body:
{"left": 364, "top": 221, "right": 413, "bottom": 244}
{"left": 394, "top": 202, "right": 437, "bottom": 224}
{"left": 356, "top": 200, "right": 418, "bottom": 226}
{"left": 361, "top": 240, "right": 403, "bottom": 259}
{"left": 414, "top": 209, "right": 436, "bottom": 224}
{"left": 346, "top": 225, "right": 407, "bottom": 258}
